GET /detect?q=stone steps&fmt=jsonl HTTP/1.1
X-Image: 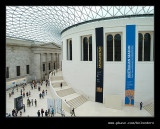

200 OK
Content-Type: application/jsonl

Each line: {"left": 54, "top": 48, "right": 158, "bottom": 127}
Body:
{"left": 54, "top": 85, "right": 71, "bottom": 91}
{"left": 66, "top": 95, "right": 88, "bottom": 109}
{"left": 61, "top": 93, "right": 81, "bottom": 102}
{"left": 52, "top": 81, "right": 67, "bottom": 88}
{"left": 51, "top": 76, "right": 63, "bottom": 81}
{"left": 52, "top": 84, "right": 68, "bottom": 88}
{"left": 56, "top": 88, "right": 75, "bottom": 97}
{"left": 50, "top": 71, "right": 88, "bottom": 109}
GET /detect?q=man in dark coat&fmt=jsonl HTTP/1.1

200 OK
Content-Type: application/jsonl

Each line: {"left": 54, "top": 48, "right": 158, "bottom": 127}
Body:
{"left": 140, "top": 102, "right": 143, "bottom": 110}
{"left": 37, "top": 110, "right": 40, "bottom": 117}
{"left": 60, "top": 82, "right": 62, "bottom": 88}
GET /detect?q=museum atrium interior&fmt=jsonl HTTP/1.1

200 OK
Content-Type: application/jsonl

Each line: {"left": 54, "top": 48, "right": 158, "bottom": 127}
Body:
{"left": 6, "top": 6, "right": 154, "bottom": 117}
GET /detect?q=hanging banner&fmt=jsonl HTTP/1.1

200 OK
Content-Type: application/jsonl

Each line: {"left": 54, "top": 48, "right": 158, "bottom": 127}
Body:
{"left": 56, "top": 98, "right": 62, "bottom": 114}
{"left": 95, "top": 27, "right": 104, "bottom": 103}
{"left": 125, "top": 25, "right": 136, "bottom": 106}
{"left": 47, "top": 98, "right": 55, "bottom": 111}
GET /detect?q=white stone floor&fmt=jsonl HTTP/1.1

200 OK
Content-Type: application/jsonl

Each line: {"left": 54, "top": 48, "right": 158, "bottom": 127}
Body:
{"left": 75, "top": 101, "right": 151, "bottom": 117}
{"left": 6, "top": 70, "right": 151, "bottom": 117}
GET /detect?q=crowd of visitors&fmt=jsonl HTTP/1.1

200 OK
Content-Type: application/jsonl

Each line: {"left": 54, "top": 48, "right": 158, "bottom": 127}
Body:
{"left": 8, "top": 79, "right": 49, "bottom": 117}
{"left": 37, "top": 108, "right": 57, "bottom": 117}
{"left": 7, "top": 70, "right": 68, "bottom": 117}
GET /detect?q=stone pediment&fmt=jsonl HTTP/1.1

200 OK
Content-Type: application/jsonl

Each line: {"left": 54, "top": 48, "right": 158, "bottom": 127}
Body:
{"left": 40, "top": 43, "right": 61, "bottom": 49}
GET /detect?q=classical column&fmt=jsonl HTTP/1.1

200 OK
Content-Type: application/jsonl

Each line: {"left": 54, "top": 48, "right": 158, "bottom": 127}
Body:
{"left": 59, "top": 53, "right": 62, "bottom": 69}
{"left": 56, "top": 53, "right": 59, "bottom": 70}
{"left": 46, "top": 53, "right": 49, "bottom": 78}
{"left": 54, "top": 53, "right": 56, "bottom": 70}
{"left": 40, "top": 53, "right": 43, "bottom": 80}
{"left": 33, "top": 53, "right": 41, "bottom": 81}
{"left": 51, "top": 53, "right": 54, "bottom": 71}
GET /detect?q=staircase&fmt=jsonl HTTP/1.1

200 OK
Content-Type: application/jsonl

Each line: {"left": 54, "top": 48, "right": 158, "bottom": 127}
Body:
{"left": 143, "top": 103, "right": 154, "bottom": 116}
{"left": 56, "top": 88, "right": 76, "bottom": 97}
{"left": 52, "top": 81, "right": 68, "bottom": 88}
{"left": 51, "top": 71, "right": 88, "bottom": 109}
{"left": 66, "top": 95, "right": 88, "bottom": 109}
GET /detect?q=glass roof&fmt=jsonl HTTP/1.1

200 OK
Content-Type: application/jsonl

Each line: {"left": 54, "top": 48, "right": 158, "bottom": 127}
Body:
{"left": 6, "top": 6, "right": 154, "bottom": 45}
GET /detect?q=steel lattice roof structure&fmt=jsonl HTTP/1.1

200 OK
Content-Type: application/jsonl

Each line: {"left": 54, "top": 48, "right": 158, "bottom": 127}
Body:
{"left": 6, "top": 6, "right": 154, "bottom": 45}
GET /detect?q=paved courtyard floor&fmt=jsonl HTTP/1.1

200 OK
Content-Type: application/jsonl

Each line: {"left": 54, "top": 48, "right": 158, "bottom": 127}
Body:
{"left": 6, "top": 71, "right": 151, "bottom": 117}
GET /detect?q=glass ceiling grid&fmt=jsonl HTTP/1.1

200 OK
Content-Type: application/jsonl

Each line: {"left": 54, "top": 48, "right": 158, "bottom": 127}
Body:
{"left": 6, "top": 6, "right": 154, "bottom": 45}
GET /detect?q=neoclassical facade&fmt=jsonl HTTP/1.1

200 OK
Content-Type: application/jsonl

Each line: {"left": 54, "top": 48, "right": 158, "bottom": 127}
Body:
{"left": 6, "top": 38, "right": 62, "bottom": 89}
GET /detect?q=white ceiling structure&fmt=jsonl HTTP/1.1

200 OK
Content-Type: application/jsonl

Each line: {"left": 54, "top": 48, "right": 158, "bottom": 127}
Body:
{"left": 6, "top": 6, "right": 154, "bottom": 45}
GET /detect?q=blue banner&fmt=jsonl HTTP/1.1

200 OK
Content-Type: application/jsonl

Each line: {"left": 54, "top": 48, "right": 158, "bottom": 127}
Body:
{"left": 125, "top": 25, "right": 136, "bottom": 106}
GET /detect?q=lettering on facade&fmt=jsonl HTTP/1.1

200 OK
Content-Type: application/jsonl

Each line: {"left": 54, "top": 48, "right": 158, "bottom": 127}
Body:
{"left": 127, "top": 45, "right": 131, "bottom": 78}
{"left": 98, "top": 46, "right": 102, "bottom": 69}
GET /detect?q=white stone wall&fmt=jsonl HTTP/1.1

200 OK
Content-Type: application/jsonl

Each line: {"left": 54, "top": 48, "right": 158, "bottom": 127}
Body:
{"left": 61, "top": 16, "right": 154, "bottom": 105}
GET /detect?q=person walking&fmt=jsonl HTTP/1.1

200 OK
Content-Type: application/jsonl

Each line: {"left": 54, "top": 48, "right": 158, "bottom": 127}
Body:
{"left": 51, "top": 108, "right": 54, "bottom": 117}
{"left": 31, "top": 99, "right": 33, "bottom": 106}
{"left": 9, "top": 93, "right": 11, "bottom": 98}
{"left": 20, "top": 111, "right": 22, "bottom": 117}
{"left": 15, "top": 109, "right": 18, "bottom": 117}
{"left": 42, "top": 90, "right": 44, "bottom": 98}
{"left": 45, "top": 110, "right": 48, "bottom": 117}
{"left": 44, "top": 90, "right": 45, "bottom": 96}
{"left": 39, "top": 93, "right": 41, "bottom": 99}
{"left": 46, "top": 90, "right": 47, "bottom": 95}
{"left": 35, "top": 99, "right": 37, "bottom": 107}
{"left": 20, "top": 89, "right": 22, "bottom": 95}
{"left": 140, "top": 102, "right": 143, "bottom": 110}
{"left": 27, "top": 99, "right": 29, "bottom": 106}
{"left": 71, "top": 108, "right": 75, "bottom": 117}
{"left": 61, "top": 110, "right": 65, "bottom": 117}
{"left": 41, "top": 109, "right": 44, "bottom": 117}
{"left": 23, "top": 104, "right": 25, "bottom": 112}
{"left": 37, "top": 110, "right": 40, "bottom": 117}
{"left": 48, "top": 108, "right": 50, "bottom": 117}
{"left": 26, "top": 92, "right": 28, "bottom": 97}
{"left": 23, "top": 92, "right": 25, "bottom": 98}
{"left": 28, "top": 99, "right": 31, "bottom": 107}
{"left": 41, "top": 92, "right": 43, "bottom": 98}
{"left": 60, "top": 82, "right": 62, "bottom": 88}
{"left": 12, "top": 88, "right": 14, "bottom": 95}
{"left": 29, "top": 91, "right": 31, "bottom": 96}
{"left": 31, "top": 84, "right": 33, "bottom": 90}
{"left": 21, "top": 89, "right": 22, "bottom": 96}
{"left": 12, "top": 109, "right": 15, "bottom": 117}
